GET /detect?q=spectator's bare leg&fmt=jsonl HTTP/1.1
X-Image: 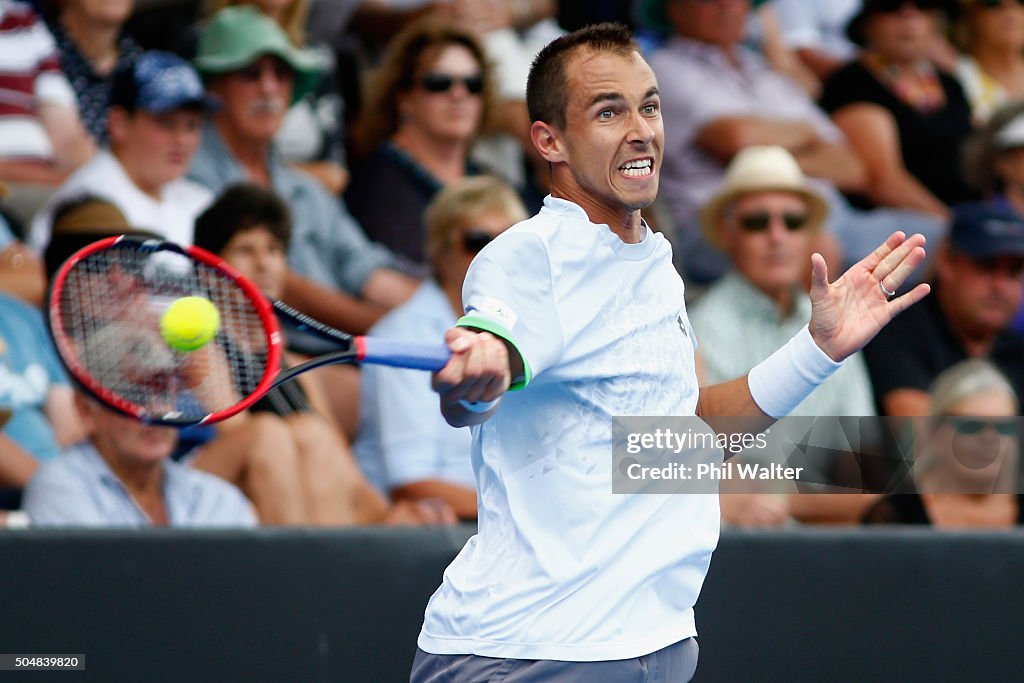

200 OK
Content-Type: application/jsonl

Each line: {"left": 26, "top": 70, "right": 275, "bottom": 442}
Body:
{"left": 285, "top": 413, "right": 356, "bottom": 526}
{"left": 192, "top": 414, "right": 307, "bottom": 524}
{"left": 313, "top": 364, "right": 361, "bottom": 441}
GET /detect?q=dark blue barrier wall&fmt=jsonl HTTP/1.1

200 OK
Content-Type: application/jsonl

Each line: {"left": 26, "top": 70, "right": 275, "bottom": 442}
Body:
{"left": 1, "top": 527, "right": 1022, "bottom": 682}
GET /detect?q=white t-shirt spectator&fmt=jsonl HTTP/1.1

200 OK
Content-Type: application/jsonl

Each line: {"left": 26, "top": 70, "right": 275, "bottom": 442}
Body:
{"left": 28, "top": 149, "right": 212, "bottom": 252}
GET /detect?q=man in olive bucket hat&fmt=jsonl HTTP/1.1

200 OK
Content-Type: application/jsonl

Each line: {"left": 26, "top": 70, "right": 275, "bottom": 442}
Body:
{"left": 188, "top": 7, "right": 419, "bottom": 333}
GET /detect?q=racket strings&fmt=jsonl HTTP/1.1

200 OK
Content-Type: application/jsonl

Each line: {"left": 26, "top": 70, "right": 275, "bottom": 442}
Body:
{"left": 56, "top": 244, "right": 273, "bottom": 422}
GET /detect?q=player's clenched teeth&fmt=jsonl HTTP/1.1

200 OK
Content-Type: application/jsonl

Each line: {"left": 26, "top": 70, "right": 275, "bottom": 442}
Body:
{"left": 619, "top": 158, "right": 653, "bottom": 177}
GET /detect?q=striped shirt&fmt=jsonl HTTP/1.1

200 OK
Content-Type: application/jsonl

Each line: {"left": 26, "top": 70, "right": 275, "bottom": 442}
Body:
{"left": 0, "top": 0, "right": 76, "bottom": 161}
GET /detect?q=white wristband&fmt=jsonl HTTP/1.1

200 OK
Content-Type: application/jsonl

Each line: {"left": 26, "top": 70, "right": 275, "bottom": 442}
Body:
{"left": 458, "top": 398, "right": 500, "bottom": 413}
{"left": 747, "top": 325, "right": 844, "bottom": 419}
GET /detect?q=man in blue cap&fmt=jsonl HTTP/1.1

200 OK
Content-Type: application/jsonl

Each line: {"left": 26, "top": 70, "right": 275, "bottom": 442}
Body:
{"left": 865, "top": 203, "right": 1024, "bottom": 416}
{"left": 28, "top": 50, "right": 217, "bottom": 252}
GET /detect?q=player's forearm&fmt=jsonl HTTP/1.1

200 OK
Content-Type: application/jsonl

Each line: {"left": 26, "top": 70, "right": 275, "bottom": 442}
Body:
{"left": 699, "top": 326, "right": 844, "bottom": 428}
{"left": 697, "top": 376, "right": 775, "bottom": 441}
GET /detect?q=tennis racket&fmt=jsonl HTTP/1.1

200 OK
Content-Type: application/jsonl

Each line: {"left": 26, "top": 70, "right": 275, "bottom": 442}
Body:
{"left": 48, "top": 235, "right": 450, "bottom": 426}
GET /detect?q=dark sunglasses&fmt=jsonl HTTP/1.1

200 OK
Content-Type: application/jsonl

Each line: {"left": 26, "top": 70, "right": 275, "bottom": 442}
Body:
{"left": 462, "top": 231, "right": 496, "bottom": 253}
{"left": 975, "top": 0, "right": 1024, "bottom": 8}
{"left": 420, "top": 73, "right": 484, "bottom": 95}
{"left": 736, "top": 211, "right": 809, "bottom": 233}
{"left": 945, "top": 417, "right": 1019, "bottom": 437}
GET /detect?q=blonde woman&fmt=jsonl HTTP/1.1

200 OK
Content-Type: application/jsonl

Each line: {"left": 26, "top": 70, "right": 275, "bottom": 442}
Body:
{"left": 354, "top": 175, "right": 525, "bottom": 520}
{"left": 864, "top": 359, "right": 1023, "bottom": 526}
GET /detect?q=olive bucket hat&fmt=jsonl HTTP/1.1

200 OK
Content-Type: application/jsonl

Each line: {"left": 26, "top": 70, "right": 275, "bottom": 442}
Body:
{"left": 194, "top": 6, "right": 324, "bottom": 104}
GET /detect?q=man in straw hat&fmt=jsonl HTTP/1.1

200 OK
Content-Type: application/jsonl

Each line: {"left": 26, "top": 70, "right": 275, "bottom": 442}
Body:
{"left": 691, "top": 146, "right": 877, "bottom": 526}
{"left": 188, "top": 6, "right": 418, "bottom": 334}
{"left": 418, "top": 23, "right": 928, "bottom": 681}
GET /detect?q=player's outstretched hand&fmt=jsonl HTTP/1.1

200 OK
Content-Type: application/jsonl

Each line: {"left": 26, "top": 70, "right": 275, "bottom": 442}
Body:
{"left": 433, "top": 327, "right": 511, "bottom": 426}
{"left": 809, "top": 231, "right": 931, "bottom": 362}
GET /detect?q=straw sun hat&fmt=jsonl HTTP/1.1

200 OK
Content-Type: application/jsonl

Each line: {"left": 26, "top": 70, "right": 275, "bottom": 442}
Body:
{"left": 699, "top": 145, "right": 829, "bottom": 248}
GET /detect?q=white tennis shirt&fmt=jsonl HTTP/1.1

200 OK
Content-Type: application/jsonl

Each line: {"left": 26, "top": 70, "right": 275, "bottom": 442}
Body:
{"left": 418, "top": 196, "right": 720, "bottom": 661}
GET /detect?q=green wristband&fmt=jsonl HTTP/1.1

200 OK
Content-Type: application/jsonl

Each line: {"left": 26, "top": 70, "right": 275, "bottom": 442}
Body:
{"left": 456, "top": 314, "right": 532, "bottom": 390}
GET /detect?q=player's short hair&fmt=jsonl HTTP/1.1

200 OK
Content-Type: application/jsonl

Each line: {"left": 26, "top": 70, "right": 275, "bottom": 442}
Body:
{"left": 193, "top": 183, "right": 292, "bottom": 256}
{"left": 425, "top": 175, "right": 526, "bottom": 279}
{"left": 526, "top": 22, "right": 640, "bottom": 129}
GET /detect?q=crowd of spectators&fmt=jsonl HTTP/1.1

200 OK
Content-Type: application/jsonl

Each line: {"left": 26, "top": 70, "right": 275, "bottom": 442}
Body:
{"left": 1, "top": 0, "right": 1023, "bottom": 530}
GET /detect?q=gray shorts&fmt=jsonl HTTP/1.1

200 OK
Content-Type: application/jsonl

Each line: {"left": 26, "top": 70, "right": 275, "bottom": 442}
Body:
{"left": 410, "top": 637, "right": 698, "bottom": 683}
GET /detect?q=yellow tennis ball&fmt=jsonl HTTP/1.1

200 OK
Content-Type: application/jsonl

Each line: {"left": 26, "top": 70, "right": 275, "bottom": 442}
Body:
{"left": 160, "top": 296, "right": 220, "bottom": 352}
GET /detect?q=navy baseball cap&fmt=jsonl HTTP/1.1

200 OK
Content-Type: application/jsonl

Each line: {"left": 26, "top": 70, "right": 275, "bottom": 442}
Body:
{"left": 110, "top": 51, "right": 219, "bottom": 114}
{"left": 950, "top": 203, "right": 1024, "bottom": 259}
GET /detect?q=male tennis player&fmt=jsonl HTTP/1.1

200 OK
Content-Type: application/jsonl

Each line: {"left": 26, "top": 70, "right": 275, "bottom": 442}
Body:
{"left": 416, "top": 23, "right": 929, "bottom": 682}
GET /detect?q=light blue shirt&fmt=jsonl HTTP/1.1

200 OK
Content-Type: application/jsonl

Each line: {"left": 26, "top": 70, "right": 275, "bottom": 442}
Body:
{"left": 23, "top": 441, "right": 257, "bottom": 527}
{"left": 187, "top": 122, "right": 394, "bottom": 295}
{"left": 354, "top": 279, "right": 473, "bottom": 492}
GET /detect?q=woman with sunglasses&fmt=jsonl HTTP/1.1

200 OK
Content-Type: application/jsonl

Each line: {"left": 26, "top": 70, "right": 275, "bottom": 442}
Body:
{"left": 354, "top": 176, "right": 524, "bottom": 521}
{"left": 953, "top": 0, "right": 1024, "bottom": 124}
{"left": 819, "top": 0, "right": 976, "bottom": 219}
{"left": 864, "top": 359, "right": 1023, "bottom": 525}
{"left": 345, "top": 19, "right": 497, "bottom": 273}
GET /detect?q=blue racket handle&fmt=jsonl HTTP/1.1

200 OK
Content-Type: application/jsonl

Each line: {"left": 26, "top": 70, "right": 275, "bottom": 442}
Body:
{"left": 356, "top": 338, "right": 451, "bottom": 371}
